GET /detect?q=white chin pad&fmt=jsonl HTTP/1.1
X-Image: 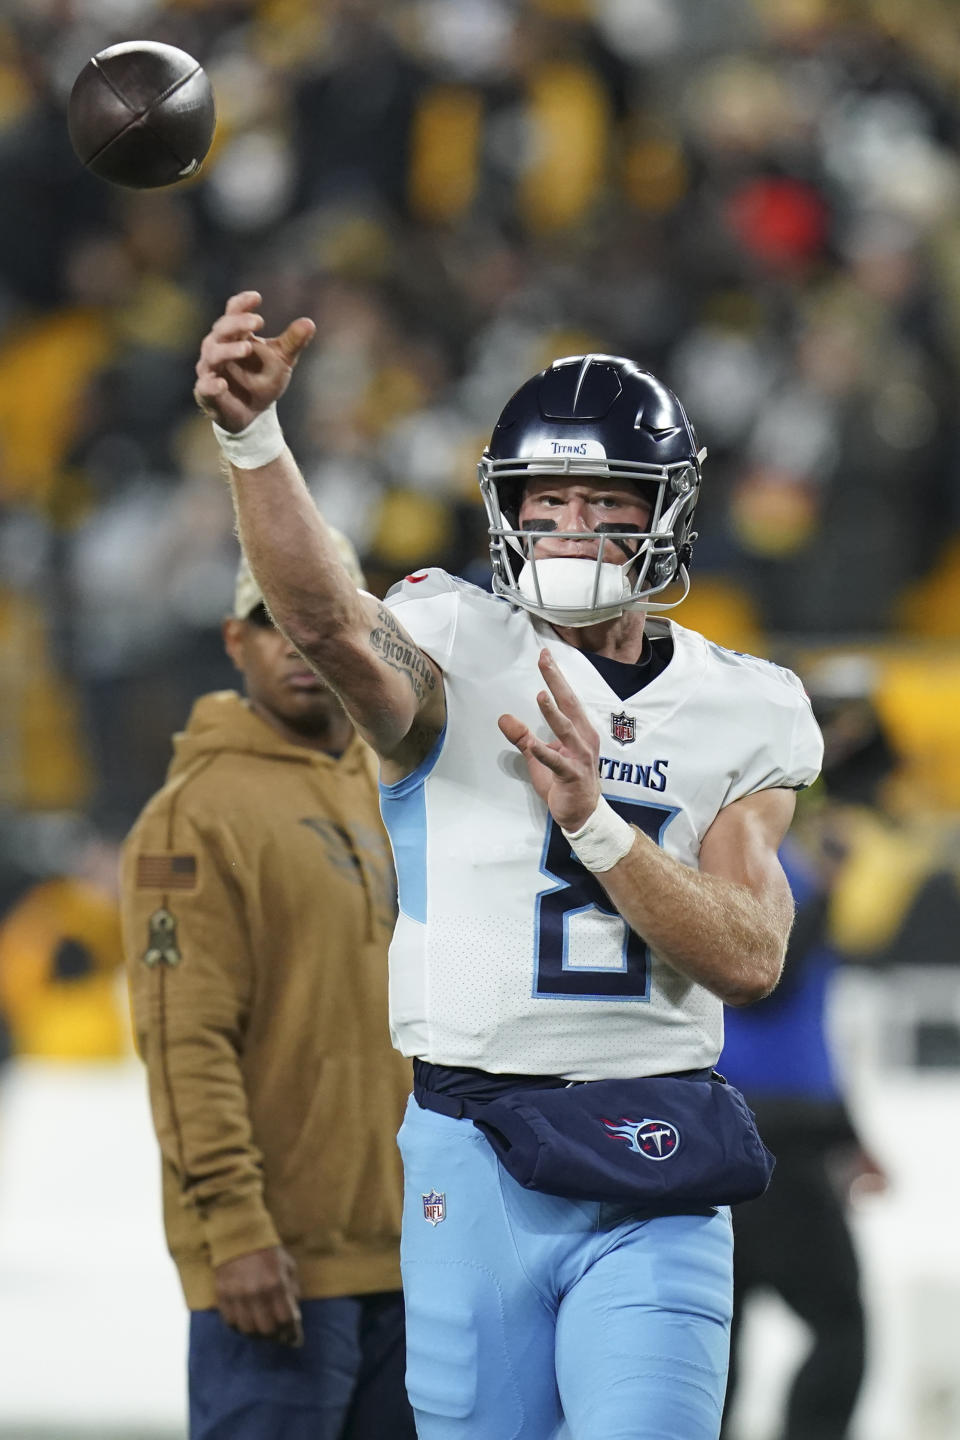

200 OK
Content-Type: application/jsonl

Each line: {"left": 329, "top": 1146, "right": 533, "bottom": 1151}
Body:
{"left": 517, "top": 558, "right": 630, "bottom": 615}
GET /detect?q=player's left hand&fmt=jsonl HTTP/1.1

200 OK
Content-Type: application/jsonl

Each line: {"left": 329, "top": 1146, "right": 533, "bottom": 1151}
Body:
{"left": 499, "top": 649, "right": 601, "bottom": 831}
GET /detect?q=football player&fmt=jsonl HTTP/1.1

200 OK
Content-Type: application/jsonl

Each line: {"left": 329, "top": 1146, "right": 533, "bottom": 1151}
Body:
{"left": 194, "top": 292, "right": 823, "bottom": 1440}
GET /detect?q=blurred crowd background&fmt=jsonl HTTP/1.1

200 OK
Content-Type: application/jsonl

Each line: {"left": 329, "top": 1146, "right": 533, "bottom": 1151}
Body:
{"left": 1, "top": 0, "right": 960, "bottom": 1432}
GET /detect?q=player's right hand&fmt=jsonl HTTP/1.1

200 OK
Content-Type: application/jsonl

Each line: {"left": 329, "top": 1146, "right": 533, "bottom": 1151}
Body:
{"left": 213, "top": 1243, "right": 304, "bottom": 1347}
{"left": 194, "top": 291, "right": 315, "bottom": 434}
{"left": 499, "top": 648, "right": 601, "bottom": 832}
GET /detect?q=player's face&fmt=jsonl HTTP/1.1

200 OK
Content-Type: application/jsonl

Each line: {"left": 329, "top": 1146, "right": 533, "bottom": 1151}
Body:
{"left": 223, "top": 608, "right": 347, "bottom": 743}
{"left": 518, "top": 479, "right": 652, "bottom": 565}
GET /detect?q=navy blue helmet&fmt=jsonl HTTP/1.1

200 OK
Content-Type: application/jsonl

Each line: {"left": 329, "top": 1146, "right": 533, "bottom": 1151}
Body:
{"left": 479, "top": 354, "right": 705, "bottom": 626}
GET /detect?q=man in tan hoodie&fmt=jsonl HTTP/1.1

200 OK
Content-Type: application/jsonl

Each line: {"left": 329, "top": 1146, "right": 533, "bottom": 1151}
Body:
{"left": 120, "top": 540, "right": 414, "bottom": 1440}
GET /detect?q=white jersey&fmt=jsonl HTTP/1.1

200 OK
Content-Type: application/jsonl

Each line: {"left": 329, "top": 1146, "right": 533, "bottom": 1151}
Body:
{"left": 380, "top": 570, "right": 823, "bottom": 1081}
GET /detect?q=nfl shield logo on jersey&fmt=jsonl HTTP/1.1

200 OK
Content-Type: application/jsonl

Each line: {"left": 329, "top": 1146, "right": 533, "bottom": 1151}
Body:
{"left": 610, "top": 711, "right": 635, "bottom": 746}
{"left": 422, "top": 1189, "right": 446, "bottom": 1225}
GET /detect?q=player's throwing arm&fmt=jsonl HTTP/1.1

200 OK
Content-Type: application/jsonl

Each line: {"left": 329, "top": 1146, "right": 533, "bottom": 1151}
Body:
{"left": 195, "top": 293, "right": 447, "bottom": 777}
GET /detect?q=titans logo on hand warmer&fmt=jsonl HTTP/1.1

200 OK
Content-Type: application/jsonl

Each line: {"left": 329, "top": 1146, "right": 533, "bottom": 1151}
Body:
{"left": 602, "top": 1117, "right": 680, "bottom": 1160}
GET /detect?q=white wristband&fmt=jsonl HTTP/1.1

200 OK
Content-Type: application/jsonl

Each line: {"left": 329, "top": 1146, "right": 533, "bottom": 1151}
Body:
{"left": 561, "top": 797, "right": 634, "bottom": 873}
{"left": 212, "top": 403, "right": 285, "bottom": 470}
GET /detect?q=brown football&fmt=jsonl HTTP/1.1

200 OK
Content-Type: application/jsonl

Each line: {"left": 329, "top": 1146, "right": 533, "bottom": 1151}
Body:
{"left": 67, "top": 40, "right": 216, "bottom": 189}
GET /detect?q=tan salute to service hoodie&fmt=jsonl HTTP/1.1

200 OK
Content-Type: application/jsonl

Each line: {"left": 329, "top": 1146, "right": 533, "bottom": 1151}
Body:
{"left": 120, "top": 691, "right": 410, "bottom": 1309}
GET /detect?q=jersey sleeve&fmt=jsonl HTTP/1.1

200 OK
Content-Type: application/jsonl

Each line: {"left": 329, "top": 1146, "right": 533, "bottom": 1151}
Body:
{"left": 722, "top": 665, "right": 823, "bottom": 804}
{"left": 383, "top": 569, "right": 461, "bottom": 672}
{"left": 785, "top": 679, "right": 824, "bottom": 789}
{"left": 382, "top": 569, "right": 518, "bottom": 680}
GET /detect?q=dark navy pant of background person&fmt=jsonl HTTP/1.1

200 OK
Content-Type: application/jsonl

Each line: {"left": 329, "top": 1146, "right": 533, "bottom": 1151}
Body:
{"left": 189, "top": 1291, "right": 417, "bottom": 1440}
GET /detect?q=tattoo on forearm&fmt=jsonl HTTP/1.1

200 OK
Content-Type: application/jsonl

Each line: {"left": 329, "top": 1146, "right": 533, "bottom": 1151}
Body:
{"left": 369, "top": 606, "right": 437, "bottom": 703}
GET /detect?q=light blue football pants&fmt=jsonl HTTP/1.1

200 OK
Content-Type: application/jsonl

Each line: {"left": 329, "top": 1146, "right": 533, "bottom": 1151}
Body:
{"left": 398, "top": 1096, "right": 733, "bottom": 1440}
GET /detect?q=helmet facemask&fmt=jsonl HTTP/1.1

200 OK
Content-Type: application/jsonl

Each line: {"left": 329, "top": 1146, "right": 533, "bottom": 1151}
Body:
{"left": 479, "top": 452, "right": 703, "bottom": 627}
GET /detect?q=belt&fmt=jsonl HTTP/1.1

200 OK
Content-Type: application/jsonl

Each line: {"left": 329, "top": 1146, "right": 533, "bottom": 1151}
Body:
{"left": 413, "top": 1087, "right": 472, "bottom": 1119}
{"left": 412, "top": 1057, "right": 568, "bottom": 1119}
{"left": 412, "top": 1058, "right": 717, "bottom": 1119}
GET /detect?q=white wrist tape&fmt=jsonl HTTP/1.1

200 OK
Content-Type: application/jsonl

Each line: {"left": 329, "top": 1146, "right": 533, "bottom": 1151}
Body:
{"left": 561, "top": 797, "right": 634, "bottom": 873}
{"left": 212, "top": 403, "right": 285, "bottom": 469}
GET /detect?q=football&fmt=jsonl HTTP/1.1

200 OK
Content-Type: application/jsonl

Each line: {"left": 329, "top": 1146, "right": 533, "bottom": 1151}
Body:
{"left": 67, "top": 40, "right": 216, "bottom": 189}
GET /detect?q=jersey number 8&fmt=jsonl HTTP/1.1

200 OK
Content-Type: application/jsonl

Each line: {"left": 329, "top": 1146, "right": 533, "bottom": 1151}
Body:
{"left": 533, "top": 797, "right": 677, "bottom": 1000}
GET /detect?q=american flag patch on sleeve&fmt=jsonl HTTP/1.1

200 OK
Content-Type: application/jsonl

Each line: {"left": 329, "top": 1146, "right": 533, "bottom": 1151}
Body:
{"left": 135, "top": 854, "right": 198, "bottom": 890}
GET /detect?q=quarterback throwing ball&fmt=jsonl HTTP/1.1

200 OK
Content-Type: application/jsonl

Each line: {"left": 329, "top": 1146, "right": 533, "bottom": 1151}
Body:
{"left": 195, "top": 291, "right": 823, "bottom": 1440}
